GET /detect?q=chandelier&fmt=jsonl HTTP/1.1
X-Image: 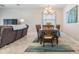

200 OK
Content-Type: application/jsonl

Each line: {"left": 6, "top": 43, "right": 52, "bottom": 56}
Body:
{"left": 43, "top": 5, "right": 55, "bottom": 14}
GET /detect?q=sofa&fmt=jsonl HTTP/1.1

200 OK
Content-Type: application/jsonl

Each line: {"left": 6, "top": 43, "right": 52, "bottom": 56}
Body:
{"left": 0, "top": 24, "right": 29, "bottom": 47}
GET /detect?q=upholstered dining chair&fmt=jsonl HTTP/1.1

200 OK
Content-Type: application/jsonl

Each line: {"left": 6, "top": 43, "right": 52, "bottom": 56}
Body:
{"left": 56, "top": 25, "right": 60, "bottom": 37}
{"left": 43, "top": 25, "right": 54, "bottom": 30}
{"left": 42, "top": 29, "right": 54, "bottom": 47}
{"left": 42, "top": 25, "right": 54, "bottom": 46}
{"left": 36, "top": 24, "right": 41, "bottom": 41}
{"left": 56, "top": 25, "right": 60, "bottom": 31}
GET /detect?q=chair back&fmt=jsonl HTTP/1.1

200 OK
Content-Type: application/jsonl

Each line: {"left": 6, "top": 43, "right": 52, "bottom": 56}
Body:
{"left": 56, "top": 25, "right": 60, "bottom": 30}
{"left": 43, "top": 25, "right": 54, "bottom": 30}
{"left": 36, "top": 24, "right": 41, "bottom": 31}
{"left": 43, "top": 30, "right": 53, "bottom": 37}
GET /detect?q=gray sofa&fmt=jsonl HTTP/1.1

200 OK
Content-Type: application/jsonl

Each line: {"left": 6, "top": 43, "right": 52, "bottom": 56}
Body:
{"left": 0, "top": 24, "right": 29, "bottom": 47}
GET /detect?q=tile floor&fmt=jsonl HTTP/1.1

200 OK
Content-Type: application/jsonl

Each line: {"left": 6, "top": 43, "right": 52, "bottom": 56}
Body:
{"left": 0, "top": 31, "right": 79, "bottom": 54}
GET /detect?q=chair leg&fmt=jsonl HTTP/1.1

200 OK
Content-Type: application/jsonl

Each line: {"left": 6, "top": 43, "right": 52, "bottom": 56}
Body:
{"left": 40, "top": 39, "right": 42, "bottom": 44}
{"left": 40, "top": 41, "right": 42, "bottom": 44}
{"left": 37, "top": 36, "right": 40, "bottom": 42}
{"left": 43, "top": 39, "right": 45, "bottom": 47}
{"left": 43, "top": 42, "right": 45, "bottom": 47}
{"left": 51, "top": 43, "right": 53, "bottom": 47}
{"left": 51, "top": 40, "right": 53, "bottom": 47}
{"left": 56, "top": 38, "right": 58, "bottom": 45}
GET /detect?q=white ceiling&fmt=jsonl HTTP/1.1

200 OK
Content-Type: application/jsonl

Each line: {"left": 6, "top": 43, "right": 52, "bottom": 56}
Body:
{"left": 0, "top": 4, "right": 66, "bottom": 9}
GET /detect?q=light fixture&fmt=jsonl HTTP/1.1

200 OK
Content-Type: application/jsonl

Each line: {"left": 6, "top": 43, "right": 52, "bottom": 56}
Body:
{"left": 20, "top": 19, "right": 24, "bottom": 23}
{"left": 43, "top": 5, "right": 55, "bottom": 14}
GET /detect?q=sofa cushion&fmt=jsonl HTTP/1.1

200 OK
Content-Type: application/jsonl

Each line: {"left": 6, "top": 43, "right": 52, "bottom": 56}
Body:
{"left": 11, "top": 24, "right": 27, "bottom": 30}
{"left": 15, "top": 29, "right": 23, "bottom": 40}
{"left": 1, "top": 24, "right": 27, "bottom": 30}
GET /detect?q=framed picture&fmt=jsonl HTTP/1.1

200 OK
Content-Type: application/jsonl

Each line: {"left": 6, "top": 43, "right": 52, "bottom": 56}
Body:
{"left": 66, "top": 6, "right": 78, "bottom": 23}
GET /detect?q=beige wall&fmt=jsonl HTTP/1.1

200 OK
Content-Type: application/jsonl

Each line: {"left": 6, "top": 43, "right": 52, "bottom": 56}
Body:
{"left": 0, "top": 7, "right": 63, "bottom": 32}
{"left": 56, "top": 8, "right": 63, "bottom": 30}
{"left": 0, "top": 8, "right": 42, "bottom": 32}
{"left": 63, "top": 4, "right": 79, "bottom": 40}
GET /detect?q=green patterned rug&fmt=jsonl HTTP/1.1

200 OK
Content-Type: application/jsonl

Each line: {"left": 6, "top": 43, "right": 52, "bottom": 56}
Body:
{"left": 25, "top": 44, "right": 75, "bottom": 52}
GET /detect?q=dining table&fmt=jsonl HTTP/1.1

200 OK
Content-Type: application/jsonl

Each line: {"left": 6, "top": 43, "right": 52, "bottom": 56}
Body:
{"left": 38, "top": 28, "right": 60, "bottom": 40}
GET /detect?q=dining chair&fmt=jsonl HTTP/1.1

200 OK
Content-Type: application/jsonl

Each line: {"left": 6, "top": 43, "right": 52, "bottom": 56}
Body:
{"left": 41, "top": 29, "right": 54, "bottom": 47}
{"left": 36, "top": 24, "right": 41, "bottom": 41}
{"left": 56, "top": 25, "right": 60, "bottom": 31}
{"left": 43, "top": 25, "right": 54, "bottom": 30}
{"left": 42, "top": 25, "right": 59, "bottom": 46}
{"left": 42, "top": 25, "right": 54, "bottom": 46}
{"left": 56, "top": 25, "right": 60, "bottom": 37}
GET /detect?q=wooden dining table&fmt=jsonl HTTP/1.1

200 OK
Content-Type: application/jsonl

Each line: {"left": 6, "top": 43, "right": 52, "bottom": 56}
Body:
{"left": 38, "top": 28, "right": 60, "bottom": 38}
{"left": 37, "top": 28, "right": 60, "bottom": 45}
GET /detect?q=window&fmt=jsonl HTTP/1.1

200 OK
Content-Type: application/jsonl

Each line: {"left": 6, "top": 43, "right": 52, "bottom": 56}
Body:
{"left": 66, "top": 6, "right": 78, "bottom": 23}
{"left": 42, "top": 13, "right": 56, "bottom": 25}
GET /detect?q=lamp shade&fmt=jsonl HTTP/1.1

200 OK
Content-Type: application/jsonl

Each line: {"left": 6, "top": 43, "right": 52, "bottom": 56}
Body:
{"left": 20, "top": 19, "right": 24, "bottom": 23}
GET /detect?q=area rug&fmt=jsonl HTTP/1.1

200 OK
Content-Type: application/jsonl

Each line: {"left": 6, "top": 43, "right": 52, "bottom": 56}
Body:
{"left": 24, "top": 44, "right": 75, "bottom": 52}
